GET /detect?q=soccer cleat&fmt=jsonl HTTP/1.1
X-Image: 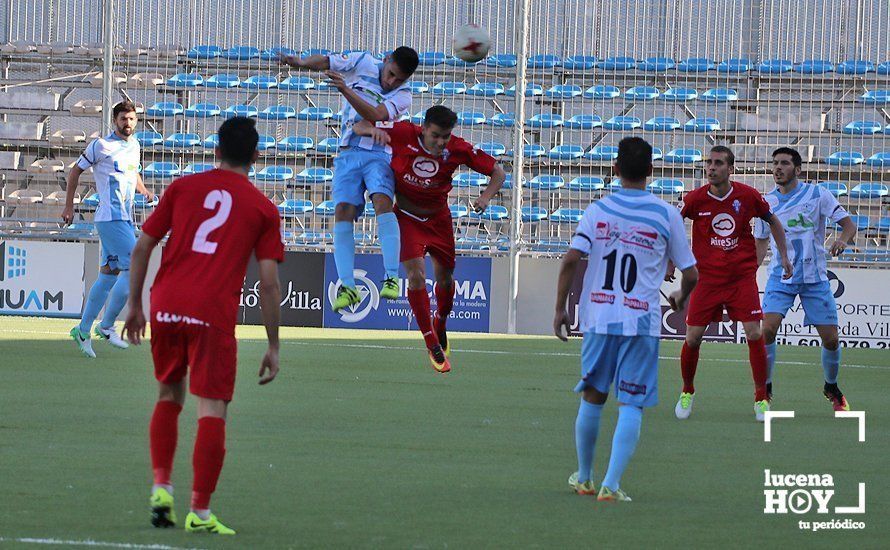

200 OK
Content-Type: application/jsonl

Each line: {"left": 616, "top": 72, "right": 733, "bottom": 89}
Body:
{"left": 380, "top": 277, "right": 400, "bottom": 300}
{"left": 568, "top": 471, "right": 596, "bottom": 495}
{"left": 184, "top": 512, "right": 236, "bottom": 535}
{"left": 428, "top": 345, "right": 451, "bottom": 373}
{"left": 70, "top": 326, "right": 96, "bottom": 358}
{"left": 823, "top": 383, "right": 850, "bottom": 412}
{"left": 332, "top": 286, "right": 361, "bottom": 312}
{"left": 674, "top": 392, "right": 694, "bottom": 419}
{"left": 149, "top": 487, "right": 177, "bottom": 528}
{"left": 597, "top": 486, "right": 632, "bottom": 502}
{"left": 754, "top": 399, "right": 770, "bottom": 422}
{"left": 95, "top": 324, "right": 129, "bottom": 349}
{"left": 433, "top": 313, "right": 449, "bottom": 356}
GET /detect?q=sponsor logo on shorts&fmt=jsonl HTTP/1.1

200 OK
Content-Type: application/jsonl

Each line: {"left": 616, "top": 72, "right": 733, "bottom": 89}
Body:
{"left": 590, "top": 292, "right": 615, "bottom": 304}
{"left": 752, "top": 309, "right": 762, "bottom": 315}
{"left": 619, "top": 380, "right": 647, "bottom": 395}
{"left": 623, "top": 296, "right": 650, "bottom": 311}
{"left": 154, "top": 311, "right": 209, "bottom": 326}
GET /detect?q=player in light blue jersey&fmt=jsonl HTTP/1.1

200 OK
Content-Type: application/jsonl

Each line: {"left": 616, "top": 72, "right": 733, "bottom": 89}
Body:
{"left": 281, "top": 47, "right": 419, "bottom": 311}
{"left": 754, "top": 147, "right": 857, "bottom": 410}
{"left": 62, "top": 101, "right": 155, "bottom": 357}
{"left": 554, "top": 138, "right": 698, "bottom": 501}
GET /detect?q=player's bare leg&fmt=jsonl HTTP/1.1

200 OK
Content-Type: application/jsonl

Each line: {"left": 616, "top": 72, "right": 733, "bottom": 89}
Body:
{"left": 742, "top": 320, "right": 771, "bottom": 421}
{"left": 332, "top": 203, "right": 361, "bottom": 311}
{"left": 431, "top": 257, "right": 455, "bottom": 356}
{"left": 404, "top": 256, "right": 449, "bottom": 373}
{"left": 150, "top": 380, "right": 186, "bottom": 527}
{"left": 815, "top": 324, "right": 849, "bottom": 411}
{"left": 675, "top": 325, "right": 705, "bottom": 419}
{"left": 569, "top": 387, "right": 607, "bottom": 495}
{"left": 372, "top": 193, "right": 401, "bottom": 300}
{"left": 184, "top": 397, "right": 235, "bottom": 534}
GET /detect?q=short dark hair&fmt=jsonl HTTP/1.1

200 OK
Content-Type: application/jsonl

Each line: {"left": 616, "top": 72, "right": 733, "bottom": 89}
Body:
{"left": 217, "top": 117, "right": 258, "bottom": 167}
{"left": 391, "top": 46, "right": 419, "bottom": 75}
{"left": 616, "top": 137, "right": 653, "bottom": 182}
{"left": 423, "top": 105, "right": 457, "bottom": 129}
{"left": 709, "top": 145, "right": 735, "bottom": 165}
{"left": 772, "top": 146, "right": 802, "bottom": 167}
{"left": 112, "top": 100, "right": 137, "bottom": 119}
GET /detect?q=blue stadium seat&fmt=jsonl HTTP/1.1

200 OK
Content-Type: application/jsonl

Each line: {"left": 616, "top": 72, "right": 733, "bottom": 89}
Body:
{"left": 291, "top": 231, "right": 332, "bottom": 244}
{"left": 408, "top": 81, "right": 429, "bottom": 94}
{"left": 302, "top": 48, "right": 331, "bottom": 57}
{"left": 354, "top": 231, "right": 376, "bottom": 245}
{"left": 521, "top": 206, "right": 549, "bottom": 222}
{"left": 297, "top": 107, "right": 333, "bottom": 120}
{"left": 277, "top": 136, "right": 314, "bottom": 152}
{"left": 224, "top": 46, "right": 259, "bottom": 60}
{"left": 295, "top": 168, "right": 334, "bottom": 183}
{"left": 242, "top": 75, "right": 278, "bottom": 89}
{"left": 142, "top": 162, "right": 180, "bottom": 178}
{"left": 187, "top": 45, "right": 222, "bottom": 59}
{"left": 522, "top": 144, "right": 546, "bottom": 158}
{"left": 134, "top": 193, "right": 159, "bottom": 210}
{"left": 685, "top": 117, "right": 721, "bottom": 132}
{"left": 257, "top": 135, "right": 277, "bottom": 151}
{"left": 468, "top": 82, "right": 505, "bottom": 97}
{"left": 223, "top": 104, "right": 258, "bottom": 118}
{"left": 643, "top": 116, "right": 680, "bottom": 131}
{"left": 67, "top": 222, "right": 96, "bottom": 234}
{"left": 874, "top": 218, "right": 890, "bottom": 233}
{"left": 279, "top": 76, "right": 315, "bottom": 90}
{"left": 146, "top": 102, "right": 183, "bottom": 117}
{"left": 527, "top": 113, "right": 564, "bottom": 128}
{"left": 843, "top": 216, "right": 872, "bottom": 231}
{"left": 567, "top": 176, "right": 605, "bottom": 191}
{"left": 453, "top": 173, "right": 488, "bottom": 187}
{"left": 502, "top": 174, "right": 520, "bottom": 189}
{"left": 664, "top": 148, "right": 703, "bottom": 164}
{"left": 700, "top": 88, "right": 739, "bottom": 102}
{"left": 584, "top": 85, "right": 621, "bottom": 100}
{"left": 278, "top": 199, "right": 313, "bottom": 217}
{"left": 843, "top": 121, "right": 882, "bottom": 135}
{"left": 638, "top": 56, "right": 675, "bottom": 72}
{"left": 677, "top": 57, "right": 714, "bottom": 72}
{"left": 202, "top": 134, "right": 219, "bottom": 148}
{"left": 255, "top": 166, "right": 294, "bottom": 182}
{"left": 205, "top": 74, "right": 241, "bottom": 88}
{"left": 584, "top": 145, "right": 618, "bottom": 161}
{"left": 566, "top": 114, "right": 602, "bottom": 129}
{"left": 445, "top": 57, "right": 480, "bottom": 67}
{"left": 432, "top": 81, "right": 467, "bottom": 95}
{"left": 455, "top": 237, "right": 491, "bottom": 251}
{"left": 506, "top": 83, "right": 544, "bottom": 97}
{"left": 563, "top": 55, "right": 597, "bottom": 70}
{"left": 528, "top": 54, "right": 562, "bottom": 68}
{"left": 166, "top": 73, "right": 203, "bottom": 88}
{"left": 836, "top": 60, "right": 875, "bottom": 74}
{"left": 418, "top": 51, "right": 446, "bottom": 66}
{"left": 316, "top": 137, "right": 340, "bottom": 154}
{"left": 879, "top": 61, "right": 890, "bottom": 75}
{"left": 797, "top": 59, "right": 834, "bottom": 74}
{"left": 849, "top": 183, "right": 888, "bottom": 199}
{"left": 182, "top": 163, "right": 215, "bottom": 175}
{"left": 259, "top": 106, "right": 297, "bottom": 120}
{"left": 485, "top": 54, "right": 518, "bottom": 68}
{"left": 603, "top": 116, "right": 641, "bottom": 130}
{"left": 717, "top": 58, "right": 752, "bottom": 73}
{"left": 606, "top": 179, "right": 624, "bottom": 192}
{"left": 409, "top": 111, "right": 425, "bottom": 124}
{"left": 866, "top": 152, "right": 890, "bottom": 167}
{"left": 598, "top": 56, "right": 635, "bottom": 70}
{"left": 652, "top": 147, "right": 663, "bottom": 161}
{"left": 624, "top": 86, "right": 660, "bottom": 101}
{"left": 469, "top": 204, "right": 508, "bottom": 221}
{"left": 528, "top": 238, "right": 570, "bottom": 253}
{"left": 550, "top": 208, "right": 583, "bottom": 223}
{"left": 374, "top": 50, "right": 393, "bottom": 60}
{"left": 260, "top": 46, "right": 298, "bottom": 60}
{"left": 660, "top": 87, "right": 698, "bottom": 102}
{"left": 547, "top": 146, "right": 584, "bottom": 161}
{"left": 545, "top": 84, "right": 582, "bottom": 99}
{"left": 81, "top": 193, "right": 100, "bottom": 210}
{"left": 450, "top": 204, "right": 470, "bottom": 219}
{"left": 163, "top": 132, "right": 201, "bottom": 148}
{"left": 488, "top": 112, "right": 515, "bottom": 127}
{"left": 859, "top": 90, "right": 890, "bottom": 105}
{"left": 818, "top": 181, "right": 848, "bottom": 197}
{"left": 478, "top": 142, "right": 507, "bottom": 156}
{"left": 648, "top": 178, "right": 685, "bottom": 195}
{"left": 134, "top": 131, "right": 162, "bottom": 146}
{"left": 458, "top": 111, "right": 486, "bottom": 125}
{"left": 184, "top": 102, "right": 221, "bottom": 118}
{"left": 825, "top": 151, "right": 864, "bottom": 166}
{"left": 757, "top": 59, "right": 793, "bottom": 73}
{"left": 314, "top": 201, "right": 336, "bottom": 217}
{"left": 529, "top": 175, "right": 566, "bottom": 189}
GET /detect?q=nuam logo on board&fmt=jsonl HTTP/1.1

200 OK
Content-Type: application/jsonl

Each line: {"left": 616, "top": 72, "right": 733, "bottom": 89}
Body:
{"left": 763, "top": 469, "right": 866, "bottom": 532}
{"left": 0, "top": 242, "right": 65, "bottom": 312}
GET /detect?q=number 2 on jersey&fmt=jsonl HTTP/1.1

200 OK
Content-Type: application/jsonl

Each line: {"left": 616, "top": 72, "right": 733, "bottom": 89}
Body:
{"left": 191, "top": 190, "right": 233, "bottom": 254}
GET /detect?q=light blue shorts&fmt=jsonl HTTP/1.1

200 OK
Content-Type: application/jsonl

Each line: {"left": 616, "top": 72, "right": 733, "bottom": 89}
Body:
{"left": 575, "top": 333, "right": 660, "bottom": 408}
{"left": 332, "top": 148, "right": 395, "bottom": 218}
{"left": 762, "top": 276, "right": 838, "bottom": 326}
{"left": 96, "top": 220, "right": 136, "bottom": 271}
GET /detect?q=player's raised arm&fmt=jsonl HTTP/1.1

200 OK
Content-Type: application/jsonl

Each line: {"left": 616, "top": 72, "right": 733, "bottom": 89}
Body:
{"left": 351, "top": 120, "right": 391, "bottom": 145}
{"left": 279, "top": 52, "right": 330, "bottom": 71}
{"left": 256, "top": 258, "right": 281, "bottom": 385}
{"left": 122, "top": 233, "right": 161, "bottom": 345}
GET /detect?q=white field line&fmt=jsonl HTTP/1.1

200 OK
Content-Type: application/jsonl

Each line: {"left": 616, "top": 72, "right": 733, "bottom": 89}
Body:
{"left": 0, "top": 537, "right": 205, "bottom": 550}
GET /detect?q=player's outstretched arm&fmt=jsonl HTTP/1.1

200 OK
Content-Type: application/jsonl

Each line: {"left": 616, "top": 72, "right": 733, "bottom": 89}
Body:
{"left": 257, "top": 259, "right": 281, "bottom": 385}
{"left": 765, "top": 214, "right": 793, "bottom": 278}
{"left": 279, "top": 53, "right": 330, "bottom": 71}
{"left": 325, "top": 69, "right": 393, "bottom": 122}
{"left": 122, "top": 233, "right": 161, "bottom": 345}
{"left": 554, "top": 248, "right": 583, "bottom": 341}
{"left": 669, "top": 265, "right": 699, "bottom": 311}
{"left": 352, "top": 120, "right": 391, "bottom": 145}
{"left": 473, "top": 164, "right": 506, "bottom": 212}
{"left": 61, "top": 165, "right": 84, "bottom": 225}
{"left": 830, "top": 216, "right": 858, "bottom": 256}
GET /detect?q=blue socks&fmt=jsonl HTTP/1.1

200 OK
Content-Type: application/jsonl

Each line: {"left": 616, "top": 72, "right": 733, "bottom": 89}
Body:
{"left": 574, "top": 400, "right": 603, "bottom": 483}
{"left": 333, "top": 221, "right": 356, "bottom": 288}
{"left": 376, "top": 212, "right": 400, "bottom": 280}
{"left": 101, "top": 270, "right": 129, "bottom": 330}
{"left": 602, "top": 405, "right": 643, "bottom": 491}
{"left": 765, "top": 341, "right": 777, "bottom": 384}
{"left": 822, "top": 346, "right": 840, "bottom": 384}
{"left": 79, "top": 272, "right": 117, "bottom": 334}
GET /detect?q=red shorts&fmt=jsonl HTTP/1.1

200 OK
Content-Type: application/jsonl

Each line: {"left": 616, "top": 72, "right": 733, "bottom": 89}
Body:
{"left": 396, "top": 205, "right": 456, "bottom": 270}
{"left": 151, "top": 318, "right": 238, "bottom": 401}
{"left": 685, "top": 276, "right": 763, "bottom": 326}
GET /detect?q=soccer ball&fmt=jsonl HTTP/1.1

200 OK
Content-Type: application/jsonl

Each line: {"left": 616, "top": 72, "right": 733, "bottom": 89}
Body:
{"left": 452, "top": 24, "right": 491, "bottom": 63}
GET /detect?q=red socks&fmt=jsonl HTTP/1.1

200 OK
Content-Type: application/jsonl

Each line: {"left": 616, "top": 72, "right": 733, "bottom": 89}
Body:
{"left": 407, "top": 288, "right": 439, "bottom": 349}
{"left": 191, "top": 416, "right": 226, "bottom": 510}
{"left": 434, "top": 281, "right": 454, "bottom": 327}
{"left": 680, "top": 343, "right": 699, "bottom": 394}
{"left": 150, "top": 400, "right": 182, "bottom": 485}
{"left": 748, "top": 338, "right": 769, "bottom": 402}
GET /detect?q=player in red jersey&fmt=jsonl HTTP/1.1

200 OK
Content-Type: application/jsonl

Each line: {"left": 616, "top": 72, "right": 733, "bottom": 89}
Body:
{"left": 122, "top": 118, "right": 285, "bottom": 535}
{"left": 667, "top": 146, "right": 792, "bottom": 421}
{"left": 353, "top": 105, "right": 506, "bottom": 372}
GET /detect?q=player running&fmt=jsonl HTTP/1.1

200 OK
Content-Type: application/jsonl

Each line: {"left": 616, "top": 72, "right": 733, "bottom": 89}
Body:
{"left": 555, "top": 137, "right": 698, "bottom": 501}
{"left": 754, "top": 147, "right": 857, "bottom": 411}
{"left": 281, "top": 47, "right": 419, "bottom": 311}
{"left": 123, "top": 117, "right": 284, "bottom": 535}
{"left": 669, "top": 146, "right": 792, "bottom": 422}
{"left": 62, "top": 100, "right": 155, "bottom": 357}
{"left": 353, "top": 105, "right": 506, "bottom": 373}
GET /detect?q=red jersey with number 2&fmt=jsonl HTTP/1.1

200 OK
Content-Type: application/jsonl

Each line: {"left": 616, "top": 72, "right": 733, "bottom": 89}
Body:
{"left": 141, "top": 169, "right": 284, "bottom": 333}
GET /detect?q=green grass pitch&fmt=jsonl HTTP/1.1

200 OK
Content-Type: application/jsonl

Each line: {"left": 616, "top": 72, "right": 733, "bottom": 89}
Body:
{"left": 0, "top": 316, "right": 887, "bottom": 548}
